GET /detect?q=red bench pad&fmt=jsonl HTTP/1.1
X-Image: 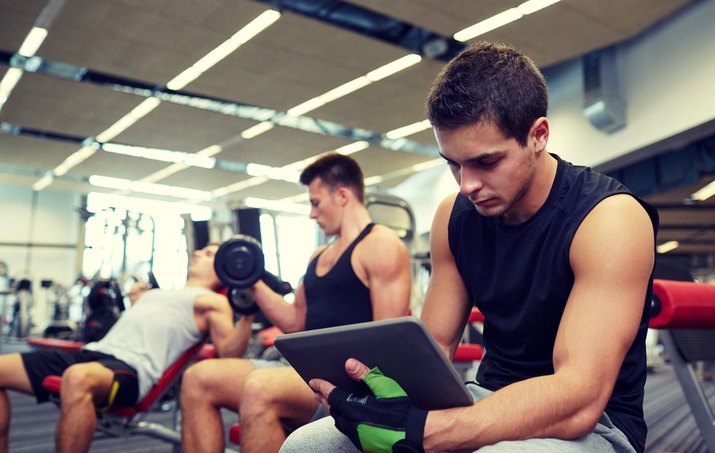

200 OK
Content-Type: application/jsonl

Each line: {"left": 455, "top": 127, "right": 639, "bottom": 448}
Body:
{"left": 26, "top": 338, "right": 84, "bottom": 351}
{"left": 650, "top": 279, "right": 715, "bottom": 329}
{"left": 229, "top": 423, "right": 241, "bottom": 445}
{"left": 454, "top": 343, "right": 483, "bottom": 362}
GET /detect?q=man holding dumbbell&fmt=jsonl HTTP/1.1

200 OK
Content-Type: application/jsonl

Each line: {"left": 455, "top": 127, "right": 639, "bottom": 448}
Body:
{"left": 180, "top": 153, "right": 412, "bottom": 453}
{"left": 0, "top": 243, "right": 251, "bottom": 453}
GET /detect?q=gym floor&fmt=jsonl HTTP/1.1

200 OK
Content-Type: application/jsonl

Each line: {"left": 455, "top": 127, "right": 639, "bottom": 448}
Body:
{"left": 2, "top": 341, "right": 713, "bottom": 452}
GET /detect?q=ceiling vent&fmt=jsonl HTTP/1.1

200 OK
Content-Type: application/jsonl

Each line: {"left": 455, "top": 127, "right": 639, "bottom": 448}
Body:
{"left": 583, "top": 47, "right": 626, "bottom": 133}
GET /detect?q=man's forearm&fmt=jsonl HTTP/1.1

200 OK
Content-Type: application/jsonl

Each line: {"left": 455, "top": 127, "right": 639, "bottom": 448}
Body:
{"left": 423, "top": 373, "right": 602, "bottom": 452}
{"left": 252, "top": 282, "right": 303, "bottom": 332}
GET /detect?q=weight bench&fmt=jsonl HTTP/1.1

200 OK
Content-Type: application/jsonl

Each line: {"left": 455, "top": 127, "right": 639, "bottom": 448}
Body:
{"left": 35, "top": 338, "right": 212, "bottom": 447}
{"left": 649, "top": 279, "right": 715, "bottom": 452}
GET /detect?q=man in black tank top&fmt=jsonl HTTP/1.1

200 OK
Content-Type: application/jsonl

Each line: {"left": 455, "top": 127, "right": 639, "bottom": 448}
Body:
{"left": 180, "top": 154, "right": 412, "bottom": 453}
{"left": 284, "top": 43, "right": 657, "bottom": 453}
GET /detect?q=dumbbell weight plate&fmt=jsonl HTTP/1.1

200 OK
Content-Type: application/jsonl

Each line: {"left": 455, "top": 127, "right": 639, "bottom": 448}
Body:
{"left": 214, "top": 235, "right": 265, "bottom": 289}
{"left": 229, "top": 287, "right": 260, "bottom": 315}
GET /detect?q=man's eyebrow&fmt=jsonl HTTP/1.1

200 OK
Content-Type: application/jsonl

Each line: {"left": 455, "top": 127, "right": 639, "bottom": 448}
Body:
{"left": 438, "top": 151, "right": 504, "bottom": 163}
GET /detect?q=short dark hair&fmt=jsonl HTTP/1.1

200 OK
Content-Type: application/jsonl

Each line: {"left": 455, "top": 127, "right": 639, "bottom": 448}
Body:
{"left": 299, "top": 153, "right": 365, "bottom": 203}
{"left": 427, "top": 42, "right": 548, "bottom": 147}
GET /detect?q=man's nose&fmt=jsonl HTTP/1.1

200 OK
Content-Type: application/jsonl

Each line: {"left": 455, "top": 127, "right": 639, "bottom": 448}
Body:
{"left": 459, "top": 168, "right": 484, "bottom": 196}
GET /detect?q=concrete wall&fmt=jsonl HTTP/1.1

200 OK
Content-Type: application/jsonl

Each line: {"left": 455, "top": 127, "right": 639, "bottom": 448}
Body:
{"left": 0, "top": 183, "right": 82, "bottom": 333}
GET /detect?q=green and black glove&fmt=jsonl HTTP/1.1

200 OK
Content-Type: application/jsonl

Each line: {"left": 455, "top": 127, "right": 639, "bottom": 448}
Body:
{"left": 328, "top": 367, "right": 427, "bottom": 453}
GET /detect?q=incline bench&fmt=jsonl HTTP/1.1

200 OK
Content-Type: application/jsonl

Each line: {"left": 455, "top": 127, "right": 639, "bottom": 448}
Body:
{"left": 27, "top": 337, "right": 214, "bottom": 448}
{"left": 649, "top": 279, "right": 715, "bottom": 452}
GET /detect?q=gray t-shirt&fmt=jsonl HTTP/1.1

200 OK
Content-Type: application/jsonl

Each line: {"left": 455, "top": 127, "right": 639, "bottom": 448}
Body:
{"left": 84, "top": 287, "right": 209, "bottom": 399}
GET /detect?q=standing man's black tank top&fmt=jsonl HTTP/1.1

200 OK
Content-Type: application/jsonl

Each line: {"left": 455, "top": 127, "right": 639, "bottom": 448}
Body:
{"left": 303, "top": 223, "right": 375, "bottom": 331}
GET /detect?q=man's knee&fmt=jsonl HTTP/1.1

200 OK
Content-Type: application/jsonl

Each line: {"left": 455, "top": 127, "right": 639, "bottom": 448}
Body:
{"left": 181, "top": 359, "right": 248, "bottom": 407}
{"left": 60, "top": 366, "right": 98, "bottom": 404}
{"left": 239, "top": 371, "right": 275, "bottom": 416}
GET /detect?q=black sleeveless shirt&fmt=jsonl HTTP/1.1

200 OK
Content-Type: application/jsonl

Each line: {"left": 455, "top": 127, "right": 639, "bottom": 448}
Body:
{"left": 303, "top": 223, "right": 374, "bottom": 331}
{"left": 448, "top": 155, "right": 658, "bottom": 453}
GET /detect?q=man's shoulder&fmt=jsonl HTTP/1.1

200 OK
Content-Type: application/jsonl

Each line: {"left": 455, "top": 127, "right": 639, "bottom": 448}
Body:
{"left": 363, "top": 224, "right": 405, "bottom": 247}
{"left": 354, "top": 225, "right": 408, "bottom": 265}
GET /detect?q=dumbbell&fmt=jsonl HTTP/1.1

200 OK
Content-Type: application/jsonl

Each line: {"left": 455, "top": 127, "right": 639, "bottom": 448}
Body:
{"left": 214, "top": 234, "right": 293, "bottom": 314}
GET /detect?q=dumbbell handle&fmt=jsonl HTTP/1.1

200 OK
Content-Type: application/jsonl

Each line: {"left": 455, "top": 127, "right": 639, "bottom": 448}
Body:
{"left": 260, "top": 270, "right": 293, "bottom": 295}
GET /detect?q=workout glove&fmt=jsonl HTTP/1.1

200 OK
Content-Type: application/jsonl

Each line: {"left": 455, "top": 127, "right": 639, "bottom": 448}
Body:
{"left": 328, "top": 367, "right": 427, "bottom": 453}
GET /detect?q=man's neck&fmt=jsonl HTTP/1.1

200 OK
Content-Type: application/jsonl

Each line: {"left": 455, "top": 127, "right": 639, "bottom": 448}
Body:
{"left": 185, "top": 279, "right": 214, "bottom": 290}
{"left": 335, "top": 205, "right": 372, "bottom": 245}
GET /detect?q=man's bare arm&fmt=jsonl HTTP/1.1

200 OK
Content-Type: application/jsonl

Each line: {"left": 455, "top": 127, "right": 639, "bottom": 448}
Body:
{"left": 421, "top": 194, "right": 655, "bottom": 452}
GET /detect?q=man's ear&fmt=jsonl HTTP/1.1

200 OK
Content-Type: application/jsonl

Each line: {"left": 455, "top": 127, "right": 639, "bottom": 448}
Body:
{"left": 531, "top": 117, "right": 549, "bottom": 153}
{"left": 335, "top": 187, "right": 350, "bottom": 206}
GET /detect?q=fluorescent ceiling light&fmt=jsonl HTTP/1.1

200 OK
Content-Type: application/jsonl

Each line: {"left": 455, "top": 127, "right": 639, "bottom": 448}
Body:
{"left": 89, "top": 175, "right": 212, "bottom": 201}
{"left": 454, "top": 9, "right": 523, "bottom": 41}
{"left": 366, "top": 54, "right": 422, "bottom": 82}
{"left": 18, "top": 27, "right": 48, "bottom": 56}
{"left": 87, "top": 192, "right": 212, "bottom": 220}
{"left": 53, "top": 145, "right": 97, "bottom": 176}
{"left": 166, "top": 68, "right": 202, "bottom": 91}
{"left": 165, "top": 10, "right": 281, "bottom": 90}
{"left": 385, "top": 119, "right": 432, "bottom": 139}
{"left": 89, "top": 175, "right": 131, "bottom": 190}
{"left": 245, "top": 197, "right": 309, "bottom": 215}
{"left": 364, "top": 158, "right": 443, "bottom": 187}
{"left": 364, "top": 175, "right": 384, "bottom": 185}
{"left": 212, "top": 176, "right": 269, "bottom": 198}
{"left": 318, "top": 77, "right": 372, "bottom": 103}
{"left": 130, "top": 181, "right": 212, "bottom": 200}
{"left": 241, "top": 121, "right": 274, "bottom": 139}
{"left": 690, "top": 180, "right": 715, "bottom": 201}
{"left": 102, "top": 143, "right": 215, "bottom": 169}
{"left": 231, "top": 9, "right": 282, "bottom": 45}
{"left": 95, "top": 98, "right": 160, "bottom": 143}
{"left": 246, "top": 163, "right": 300, "bottom": 183}
{"left": 411, "top": 158, "right": 444, "bottom": 172}
{"left": 656, "top": 241, "right": 680, "bottom": 254}
{"left": 198, "top": 144, "right": 223, "bottom": 157}
{"left": 129, "top": 97, "right": 162, "bottom": 118}
{"left": 32, "top": 173, "right": 53, "bottom": 191}
{"left": 518, "top": 0, "right": 561, "bottom": 15}
{"left": 335, "top": 141, "right": 370, "bottom": 155}
{"left": 286, "top": 98, "right": 326, "bottom": 117}
{"left": 0, "top": 68, "right": 23, "bottom": 99}
{"left": 140, "top": 164, "right": 188, "bottom": 183}
{"left": 285, "top": 77, "right": 372, "bottom": 118}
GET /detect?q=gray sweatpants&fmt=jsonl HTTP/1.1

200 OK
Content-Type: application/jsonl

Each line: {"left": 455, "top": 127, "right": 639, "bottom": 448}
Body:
{"left": 279, "top": 383, "right": 636, "bottom": 453}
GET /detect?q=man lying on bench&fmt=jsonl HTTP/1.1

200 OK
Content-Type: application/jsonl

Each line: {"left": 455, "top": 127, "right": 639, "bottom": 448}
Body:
{"left": 0, "top": 243, "right": 252, "bottom": 453}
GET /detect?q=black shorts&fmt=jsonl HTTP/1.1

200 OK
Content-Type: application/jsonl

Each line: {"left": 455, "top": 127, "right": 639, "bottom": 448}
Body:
{"left": 20, "top": 349, "right": 139, "bottom": 407}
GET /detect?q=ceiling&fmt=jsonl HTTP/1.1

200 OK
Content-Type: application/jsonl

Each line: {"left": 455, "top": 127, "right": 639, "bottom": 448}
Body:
{"left": 0, "top": 0, "right": 709, "bottom": 260}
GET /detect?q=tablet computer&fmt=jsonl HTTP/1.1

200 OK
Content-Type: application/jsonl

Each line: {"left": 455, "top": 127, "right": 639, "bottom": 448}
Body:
{"left": 274, "top": 316, "right": 474, "bottom": 410}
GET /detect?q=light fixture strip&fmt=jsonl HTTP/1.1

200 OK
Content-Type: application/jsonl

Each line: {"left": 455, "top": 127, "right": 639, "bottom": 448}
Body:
{"left": 454, "top": 9, "right": 523, "bottom": 42}
{"left": 317, "top": 76, "right": 372, "bottom": 103}
{"left": 241, "top": 121, "right": 275, "bottom": 139}
{"left": 453, "top": 0, "right": 562, "bottom": 42}
{"left": 89, "top": 174, "right": 212, "bottom": 201}
{"left": 53, "top": 146, "right": 97, "bottom": 176}
{"left": 656, "top": 241, "right": 680, "bottom": 254}
{"left": 18, "top": 27, "right": 49, "bottom": 56}
{"left": 690, "top": 180, "right": 715, "bottom": 201}
{"left": 385, "top": 119, "right": 432, "bottom": 139}
{"left": 32, "top": 172, "right": 54, "bottom": 191}
{"left": 166, "top": 9, "right": 281, "bottom": 90}
{"left": 518, "top": 0, "right": 562, "bottom": 15}
{"left": 244, "top": 197, "right": 309, "bottom": 215}
{"left": 0, "top": 68, "right": 24, "bottom": 99}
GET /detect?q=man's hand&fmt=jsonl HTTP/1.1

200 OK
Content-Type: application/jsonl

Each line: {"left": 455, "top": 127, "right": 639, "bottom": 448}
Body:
{"left": 310, "top": 358, "right": 427, "bottom": 453}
